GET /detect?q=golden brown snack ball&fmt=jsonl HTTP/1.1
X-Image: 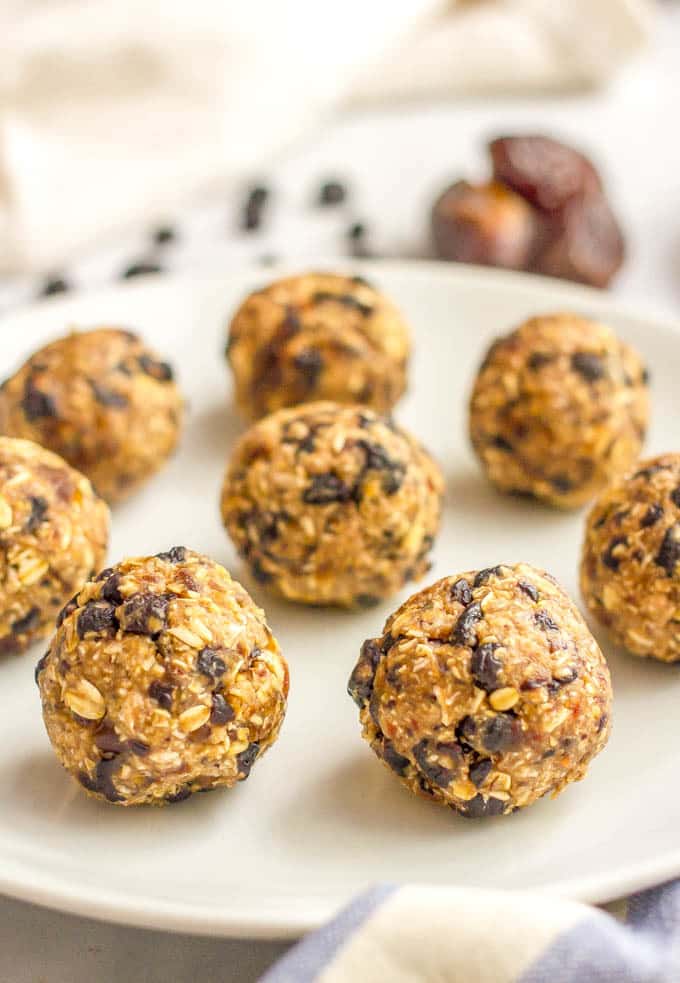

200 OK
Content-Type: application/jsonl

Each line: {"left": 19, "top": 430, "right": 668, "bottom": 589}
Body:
{"left": 0, "top": 437, "right": 109, "bottom": 655}
{"left": 226, "top": 272, "right": 410, "bottom": 419}
{"left": 581, "top": 454, "right": 680, "bottom": 663}
{"left": 349, "top": 563, "right": 611, "bottom": 818}
{"left": 469, "top": 313, "right": 649, "bottom": 508}
{"left": 221, "top": 402, "right": 443, "bottom": 607}
{"left": 37, "top": 547, "right": 289, "bottom": 806}
{"left": 0, "top": 327, "right": 183, "bottom": 503}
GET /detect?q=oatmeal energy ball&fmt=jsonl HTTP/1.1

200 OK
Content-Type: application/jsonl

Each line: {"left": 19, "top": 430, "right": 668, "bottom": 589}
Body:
{"left": 226, "top": 272, "right": 410, "bottom": 419}
{"left": 37, "top": 548, "right": 289, "bottom": 805}
{"left": 0, "top": 327, "right": 183, "bottom": 503}
{"left": 0, "top": 437, "right": 109, "bottom": 654}
{"left": 469, "top": 313, "right": 649, "bottom": 508}
{"left": 581, "top": 454, "right": 680, "bottom": 663}
{"left": 221, "top": 402, "right": 443, "bottom": 607}
{"left": 349, "top": 563, "right": 611, "bottom": 818}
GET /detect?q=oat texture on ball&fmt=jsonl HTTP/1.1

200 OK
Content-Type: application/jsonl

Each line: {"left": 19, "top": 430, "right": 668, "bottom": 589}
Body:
{"left": 226, "top": 272, "right": 410, "bottom": 419}
{"left": 581, "top": 454, "right": 680, "bottom": 663}
{"left": 469, "top": 313, "right": 649, "bottom": 508}
{"left": 221, "top": 402, "right": 443, "bottom": 607}
{"left": 37, "top": 548, "right": 289, "bottom": 805}
{"left": 349, "top": 563, "right": 611, "bottom": 818}
{"left": 0, "top": 437, "right": 109, "bottom": 655}
{"left": 0, "top": 327, "right": 183, "bottom": 503}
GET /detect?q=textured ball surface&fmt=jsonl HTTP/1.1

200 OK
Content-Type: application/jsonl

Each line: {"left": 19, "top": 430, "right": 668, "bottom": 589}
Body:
{"left": 221, "top": 402, "right": 443, "bottom": 607}
{"left": 469, "top": 313, "right": 649, "bottom": 508}
{"left": 0, "top": 327, "right": 183, "bottom": 502}
{"left": 226, "top": 272, "right": 410, "bottom": 419}
{"left": 0, "top": 437, "right": 109, "bottom": 654}
{"left": 581, "top": 454, "right": 680, "bottom": 663}
{"left": 349, "top": 563, "right": 611, "bottom": 817}
{"left": 37, "top": 548, "right": 288, "bottom": 805}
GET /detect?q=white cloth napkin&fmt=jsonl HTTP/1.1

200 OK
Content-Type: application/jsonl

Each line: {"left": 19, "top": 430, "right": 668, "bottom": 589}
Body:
{"left": 0, "top": 0, "right": 653, "bottom": 274}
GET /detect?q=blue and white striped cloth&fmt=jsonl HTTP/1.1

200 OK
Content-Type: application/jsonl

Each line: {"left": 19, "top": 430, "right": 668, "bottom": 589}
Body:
{"left": 262, "top": 881, "right": 680, "bottom": 982}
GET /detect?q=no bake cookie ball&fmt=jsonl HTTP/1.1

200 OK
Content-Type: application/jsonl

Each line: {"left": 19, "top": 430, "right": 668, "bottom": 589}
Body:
{"left": 0, "top": 437, "right": 109, "bottom": 655}
{"left": 581, "top": 454, "right": 680, "bottom": 663}
{"left": 221, "top": 402, "right": 443, "bottom": 607}
{"left": 0, "top": 327, "right": 183, "bottom": 503}
{"left": 469, "top": 313, "right": 649, "bottom": 508}
{"left": 37, "top": 548, "right": 288, "bottom": 805}
{"left": 349, "top": 563, "right": 611, "bottom": 818}
{"left": 226, "top": 272, "right": 410, "bottom": 419}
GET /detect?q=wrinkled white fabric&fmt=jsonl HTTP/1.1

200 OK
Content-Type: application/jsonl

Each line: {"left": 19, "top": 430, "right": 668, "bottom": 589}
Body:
{"left": 0, "top": 0, "right": 652, "bottom": 272}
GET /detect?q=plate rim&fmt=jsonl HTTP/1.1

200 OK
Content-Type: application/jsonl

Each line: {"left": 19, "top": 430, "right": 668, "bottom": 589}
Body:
{"left": 1, "top": 259, "right": 678, "bottom": 938}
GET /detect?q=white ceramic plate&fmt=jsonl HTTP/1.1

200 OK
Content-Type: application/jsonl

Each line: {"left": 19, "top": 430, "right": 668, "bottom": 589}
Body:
{"left": 0, "top": 262, "right": 678, "bottom": 939}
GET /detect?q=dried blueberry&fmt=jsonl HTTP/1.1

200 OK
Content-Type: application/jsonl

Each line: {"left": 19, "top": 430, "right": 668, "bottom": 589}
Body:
{"left": 155, "top": 546, "right": 187, "bottom": 564}
{"left": 527, "top": 351, "right": 554, "bottom": 370}
{"left": 452, "top": 602, "right": 483, "bottom": 647}
{"left": 94, "top": 724, "right": 127, "bottom": 754}
{"left": 473, "top": 566, "right": 503, "bottom": 589}
{"left": 358, "top": 440, "right": 406, "bottom": 495}
{"left": 312, "top": 290, "right": 373, "bottom": 317}
{"left": 293, "top": 349, "right": 324, "bottom": 388}
{"left": 138, "top": 354, "right": 173, "bottom": 382}
{"left": 34, "top": 650, "right": 50, "bottom": 685}
{"left": 196, "top": 648, "right": 226, "bottom": 679}
{"left": 451, "top": 578, "right": 472, "bottom": 606}
{"left": 100, "top": 573, "right": 124, "bottom": 605}
{"left": 456, "top": 716, "right": 477, "bottom": 753}
{"left": 302, "top": 473, "right": 352, "bottom": 505}
{"left": 412, "top": 739, "right": 459, "bottom": 788}
{"left": 210, "top": 692, "right": 235, "bottom": 725}
{"left": 518, "top": 580, "right": 539, "bottom": 602}
{"left": 459, "top": 794, "right": 506, "bottom": 819}
{"left": 468, "top": 758, "right": 493, "bottom": 787}
{"left": 128, "top": 740, "right": 150, "bottom": 756}
{"left": 471, "top": 643, "right": 502, "bottom": 692}
{"left": 148, "top": 680, "right": 173, "bottom": 710}
{"left": 381, "top": 740, "right": 410, "bottom": 776}
{"left": 77, "top": 601, "right": 118, "bottom": 638}
{"left": 237, "top": 742, "right": 260, "bottom": 778}
{"left": 601, "top": 536, "right": 627, "bottom": 572}
{"left": 166, "top": 786, "right": 193, "bottom": 804}
{"left": 250, "top": 558, "right": 273, "bottom": 584}
{"left": 482, "top": 714, "right": 520, "bottom": 752}
{"left": 22, "top": 381, "right": 56, "bottom": 421}
{"left": 671, "top": 488, "right": 680, "bottom": 508}
{"left": 11, "top": 607, "right": 40, "bottom": 636}
{"left": 89, "top": 380, "right": 128, "bottom": 408}
{"left": 347, "top": 639, "right": 382, "bottom": 706}
{"left": 641, "top": 504, "right": 664, "bottom": 528}
{"left": 489, "top": 435, "right": 513, "bottom": 451}
{"left": 656, "top": 524, "right": 680, "bottom": 577}
{"left": 78, "top": 771, "right": 99, "bottom": 793}
{"left": 120, "top": 593, "right": 169, "bottom": 636}
{"left": 550, "top": 475, "right": 573, "bottom": 494}
{"left": 534, "top": 609, "right": 559, "bottom": 633}
{"left": 56, "top": 594, "right": 79, "bottom": 627}
{"left": 94, "top": 758, "right": 124, "bottom": 802}
{"left": 571, "top": 352, "right": 605, "bottom": 381}
{"left": 25, "top": 496, "right": 48, "bottom": 533}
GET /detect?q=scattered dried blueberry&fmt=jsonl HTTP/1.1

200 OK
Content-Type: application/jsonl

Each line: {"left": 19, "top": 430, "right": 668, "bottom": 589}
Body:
{"left": 148, "top": 680, "right": 173, "bottom": 710}
{"left": 527, "top": 351, "right": 554, "bottom": 370}
{"left": 237, "top": 742, "right": 260, "bottom": 778}
{"left": 358, "top": 440, "right": 406, "bottom": 494}
{"left": 601, "top": 536, "right": 628, "bottom": 572}
{"left": 550, "top": 475, "right": 573, "bottom": 494}
{"left": 381, "top": 740, "right": 410, "bottom": 776}
{"left": 34, "top": 651, "right": 50, "bottom": 685}
{"left": 25, "top": 495, "right": 48, "bottom": 533}
{"left": 671, "top": 488, "right": 680, "bottom": 508}
{"left": 318, "top": 180, "right": 347, "bottom": 206}
{"left": 468, "top": 758, "right": 493, "bottom": 787}
{"left": 473, "top": 566, "right": 503, "bottom": 589}
{"left": 100, "top": 573, "right": 124, "bottom": 605}
{"left": 312, "top": 291, "right": 373, "bottom": 317}
{"left": 452, "top": 602, "right": 483, "bottom": 647}
{"left": 490, "top": 435, "right": 513, "bottom": 451}
{"left": 196, "top": 648, "right": 226, "bottom": 679}
{"left": 210, "top": 692, "right": 235, "bottom": 725}
{"left": 94, "top": 724, "right": 127, "bottom": 754}
{"left": 412, "top": 739, "right": 458, "bottom": 788}
{"left": 22, "top": 381, "right": 56, "bottom": 421}
{"left": 56, "top": 594, "right": 79, "bottom": 627}
{"left": 138, "top": 354, "right": 174, "bottom": 382}
{"left": 89, "top": 380, "right": 128, "bottom": 408}
{"left": 303, "top": 472, "right": 352, "bottom": 505}
{"left": 451, "top": 578, "right": 472, "bottom": 606}
{"left": 155, "top": 546, "right": 187, "bottom": 564}
{"left": 120, "top": 593, "right": 169, "bottom": 636}
{"left": 641, "top": 504, "right": 663, "bottom": 528}
{"left": 94, "top": 758, "right": 125, "bottom": 802}
{"left": 534, "top": 609, "right": 559, "bottom": 632}
{"left": 77, "top": 601, "right": 119, "bottom": 638}
{"left": 166, "top": 786, "right": 192, "bottom": 804}
{"left": 518, "top": 580, "right": 539, "bottom": 602}
{"left": 471, "top": 643, "right": 502, "bottom": 692}
{"left": 11, "top": 607, "right": 40, "bottom": 636}
{"left": 571, "top": 351, "right": 605, "bottom": 382}
{"left": 656, "top": 524, "right": 680, "bottom": 577}
{"left": 482, "top": 714, "right": 520, "bottom": 752}
{"left": 39, "top": 275, "right": 70, "bottom": 298}
{"left": 347, "top": 638, "right": 382, "bottom": 706}
{"left": 122, "top": 260, "right": 162, "bottom": 279}
{"left": 459, "top": 793, "right": 506, "bottom": 819}
{"left": 293, "top": 349, "right": 324, "bottom": 388}
{"left": 128, "top": 740, "right": 150, "bottom": 756}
